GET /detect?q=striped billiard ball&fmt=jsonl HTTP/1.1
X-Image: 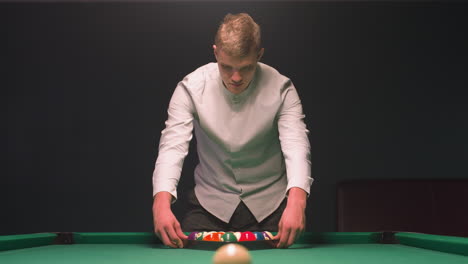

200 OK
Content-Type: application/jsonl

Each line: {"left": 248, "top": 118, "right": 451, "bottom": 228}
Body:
{"left": 239, "top": 231, "right": 256, "bottom": 241}
{"left": 203, "top": 232, "right": 225, "bottom": 241}
{"left": 253, "top": 232, "right": 265, "bottom": 240}
{"left": 221, "top": 232, "right": 238, "bottom": 242}
{"left": 195, "top": 232, "right": 205, "bottom": 241}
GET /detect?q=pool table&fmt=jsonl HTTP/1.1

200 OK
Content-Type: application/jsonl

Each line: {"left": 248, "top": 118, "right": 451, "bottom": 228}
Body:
{"left": 1, "top": 232, "right": 467, "bottom": 263}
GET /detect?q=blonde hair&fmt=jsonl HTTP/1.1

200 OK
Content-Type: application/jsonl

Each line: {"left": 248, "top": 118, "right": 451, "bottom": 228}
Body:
{"left": 215, "top": 13, "right": 261, "bottom": 57}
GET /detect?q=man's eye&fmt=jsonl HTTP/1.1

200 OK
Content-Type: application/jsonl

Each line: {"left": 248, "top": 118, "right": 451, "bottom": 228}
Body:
{"left": 222, "top": 65, "right": 232, "bottom": 71}
{"left": 241, "top": 66, "right": 253, "bottom": 72}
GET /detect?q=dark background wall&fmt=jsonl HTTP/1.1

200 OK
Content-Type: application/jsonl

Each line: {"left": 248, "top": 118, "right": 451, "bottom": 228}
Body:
{"left": 3, "top": 2, "right": 467, "bottom": 235}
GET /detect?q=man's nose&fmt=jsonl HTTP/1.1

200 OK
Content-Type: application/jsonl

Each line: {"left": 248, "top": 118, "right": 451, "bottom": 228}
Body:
{"left": 231, "top": 71, "right": 242, "bottom": 83}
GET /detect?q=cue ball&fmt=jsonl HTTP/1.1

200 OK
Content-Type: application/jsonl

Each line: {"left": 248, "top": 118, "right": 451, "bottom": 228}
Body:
{"left": 212, "top": 243, "right": 251, "bottom": 264}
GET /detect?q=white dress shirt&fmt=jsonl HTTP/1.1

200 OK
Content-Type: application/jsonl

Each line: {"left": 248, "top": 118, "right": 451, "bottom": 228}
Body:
{"left": 153, "top": 62, "right": 313, "bottom": 223}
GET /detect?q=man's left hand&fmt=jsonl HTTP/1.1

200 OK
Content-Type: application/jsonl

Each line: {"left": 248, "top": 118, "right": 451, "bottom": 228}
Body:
{"left": 273, "top": 187, "right": 307, "bottom": 248}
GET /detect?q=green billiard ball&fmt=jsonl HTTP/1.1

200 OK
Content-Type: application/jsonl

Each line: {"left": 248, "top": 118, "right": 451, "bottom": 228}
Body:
{"left": 221, "top": 232, "right": 238, "bottom": 242}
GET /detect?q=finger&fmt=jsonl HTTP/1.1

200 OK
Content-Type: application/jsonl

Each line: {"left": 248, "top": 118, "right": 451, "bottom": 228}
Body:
{"left": 160, "top": 229, "right": 177, "bottom": 248}
{"left": 273, "top": 220, "right": 283, "bottom": 241}
{"left": 286, "top": 229, "right": 297, "bottom": 248}
{"left": 275, "top": 221, "right": 286, "bottom": 248}
{"left": 174, "top": 222, "right": 188, "bottom": 240}
{"left": 277, "top": 227, "right": 290, "bottom": 249}
{"left": 295, "top": 227, "right": 304, "bottom": 242}
{"left": 166, "top": 228, "right": 184, "bottom": 248}
{"left": 175, "top": 225, "right": 189, "bottom": 248}
{"left": 165, "top": 226, "right": 183, "bottom": 248}
{"left": 273, "top": 230, "right": 281, "bottom": 241}
{"left": 273, "top": 232, "right": 280, "bottom": 242}
{"left": 154, "top": 230, "right": 162, "bottom": 243}
{"left": 270, "top": 230, "right": 280, "bottom": 248}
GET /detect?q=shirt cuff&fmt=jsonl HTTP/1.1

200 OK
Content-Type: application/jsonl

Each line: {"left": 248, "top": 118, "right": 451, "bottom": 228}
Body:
{"left": 152, "top": 166, "right": 181, "bottom": 203}
{"left": 285, "top": 156, "right": 313, "bottom": 195}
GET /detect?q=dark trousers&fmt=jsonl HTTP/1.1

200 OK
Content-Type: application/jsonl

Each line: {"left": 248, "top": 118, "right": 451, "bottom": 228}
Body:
{"left": 181, "top": 190, "right": 286, "bottom": 232}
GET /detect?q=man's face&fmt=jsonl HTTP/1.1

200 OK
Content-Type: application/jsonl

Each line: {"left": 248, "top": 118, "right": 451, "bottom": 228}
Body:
{"left": 214, "top": 45, "right": 264, "bottom": 94}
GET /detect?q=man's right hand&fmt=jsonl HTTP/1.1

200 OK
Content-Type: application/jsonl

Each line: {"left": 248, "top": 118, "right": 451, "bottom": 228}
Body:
{"left": 152, "top": 192, "right": 188, "bottom": 248}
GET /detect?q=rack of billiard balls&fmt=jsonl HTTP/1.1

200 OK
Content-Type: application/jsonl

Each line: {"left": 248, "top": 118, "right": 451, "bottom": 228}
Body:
{"left": 187, "top": 231, "right": 274, "bottom": 242}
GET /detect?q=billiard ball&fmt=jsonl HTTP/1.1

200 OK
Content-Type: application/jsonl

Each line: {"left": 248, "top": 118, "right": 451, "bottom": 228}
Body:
{"left": 212, "top": 243, "right": 251, "bottom": 264}
{"left": 221, "top": 232, "right": 238, "bottom": 242}
{"left": 233, "top": 232, "right": 242, "bottom": 241}
{"left": 239, "top": 231, "right": 256, "bottom": 241}
{"left": 262, "top": 231, "right": 274, "bottom": 240}
{"left": 253, "top": 232, "right": 265, "bottom": 240}
{"left": 204, "top": 232, "right": 225, "bottom": 241}
{"left": 188, "top": 232, "right": 198, "bottom": 240}
{"left": 195, "top": 232, "right": 205, "bottom": 241}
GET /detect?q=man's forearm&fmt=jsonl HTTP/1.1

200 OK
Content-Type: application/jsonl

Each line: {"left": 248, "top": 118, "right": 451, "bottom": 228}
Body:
{"left": 287, "top": 187, "right": 307, "bottom": 210}
{"left": 153, "top": 191, "right": 173, "bottom": 210}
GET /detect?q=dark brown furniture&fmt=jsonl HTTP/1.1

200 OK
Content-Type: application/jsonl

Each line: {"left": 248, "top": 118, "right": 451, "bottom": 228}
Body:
{"left": 337, "top": 179, "right": 468, "bottom": 237}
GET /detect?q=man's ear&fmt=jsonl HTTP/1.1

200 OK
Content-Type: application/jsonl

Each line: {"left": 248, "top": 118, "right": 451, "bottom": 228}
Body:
{"left": 257, "top": 48, "right": 265, "bottom": 61}
{"left": 213, "top": 45, "right": 218, "bottom": 59}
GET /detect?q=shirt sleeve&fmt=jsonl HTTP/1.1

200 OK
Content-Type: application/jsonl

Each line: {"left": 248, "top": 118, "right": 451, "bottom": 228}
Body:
{"left": 152, "top": 80, "right": 195, "bottom": 200}
{"left": 277, "top": 81, "right": 313, "bottom": 194}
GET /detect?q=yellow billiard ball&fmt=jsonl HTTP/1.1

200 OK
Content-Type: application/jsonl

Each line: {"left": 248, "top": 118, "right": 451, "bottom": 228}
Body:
{"left": 212, "top": 243, "right": 251, "bottom": 264}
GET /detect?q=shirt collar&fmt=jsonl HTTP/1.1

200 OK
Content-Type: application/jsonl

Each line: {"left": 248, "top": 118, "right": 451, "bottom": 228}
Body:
{"left": 219, "top": 67, "right": 260, "bottom": 105}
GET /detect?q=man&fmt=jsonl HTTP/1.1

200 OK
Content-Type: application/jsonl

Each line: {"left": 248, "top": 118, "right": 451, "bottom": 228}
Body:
{"left": 152, "top": 13, "right": 312, "bottom": 249}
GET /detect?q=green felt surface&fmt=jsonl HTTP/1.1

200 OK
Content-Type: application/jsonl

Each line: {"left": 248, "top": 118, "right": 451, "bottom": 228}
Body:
{"left": 74, "top": 232, "right": 156, "bottom": 244}
{"left": 1, "top": 232, "right": 467, "bottom": 263}
{"left": 1, "top": 243, "right": 467, "bottom": 264}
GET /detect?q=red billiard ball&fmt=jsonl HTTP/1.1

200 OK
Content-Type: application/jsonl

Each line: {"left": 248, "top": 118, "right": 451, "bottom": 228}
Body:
{"left": 239, "top": 231, "right": 256, "bottom": 241}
